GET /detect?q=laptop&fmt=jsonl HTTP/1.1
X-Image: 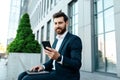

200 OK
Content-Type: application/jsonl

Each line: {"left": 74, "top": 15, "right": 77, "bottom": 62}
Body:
{"left": 26, "top": 70, "right": 49, "bottom": 75}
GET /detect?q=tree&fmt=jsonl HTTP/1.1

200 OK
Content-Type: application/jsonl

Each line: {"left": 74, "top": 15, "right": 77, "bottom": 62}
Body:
{"left": 7, "top": 13, "right": 41, "bottom": 53}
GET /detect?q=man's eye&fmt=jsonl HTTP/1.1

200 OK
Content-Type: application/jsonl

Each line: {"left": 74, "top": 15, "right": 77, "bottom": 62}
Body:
{"left": 59, "top": 22, "right": 63, "bottom": 24}
{"left": 54, "top": 23, "right": 57, "bottom": 25}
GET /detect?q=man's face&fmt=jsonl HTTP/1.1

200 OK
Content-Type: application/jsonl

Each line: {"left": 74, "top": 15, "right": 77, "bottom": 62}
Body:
{"left": 53, "top": 17, "right": 68, "bottom": 35}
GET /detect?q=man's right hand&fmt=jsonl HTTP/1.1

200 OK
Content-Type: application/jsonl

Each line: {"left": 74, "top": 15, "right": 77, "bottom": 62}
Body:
{"left": 30, "top": 65, "right": 44, "bottom": 72}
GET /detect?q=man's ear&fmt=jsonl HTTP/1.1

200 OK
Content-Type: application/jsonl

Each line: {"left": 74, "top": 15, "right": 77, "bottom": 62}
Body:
{"left": 66, "top": 20, "right": 69, "bottom": 26}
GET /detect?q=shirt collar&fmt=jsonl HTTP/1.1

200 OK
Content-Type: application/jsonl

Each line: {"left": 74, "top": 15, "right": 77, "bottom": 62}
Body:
{"left": 56, "top": 31, "right": 68, "bottom": 40}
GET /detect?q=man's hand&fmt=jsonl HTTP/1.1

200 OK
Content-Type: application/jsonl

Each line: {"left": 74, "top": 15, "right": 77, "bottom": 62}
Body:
{"left": 30, "top": 65, "right": 44, "bottom": 72}
{"left": 44, "top": 47, "right": 60, "bottom": 60}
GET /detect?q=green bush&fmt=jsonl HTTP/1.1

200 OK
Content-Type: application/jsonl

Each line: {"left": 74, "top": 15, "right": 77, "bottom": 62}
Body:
{"left": 7, "top": 13, "right": 41, "bottom": 53}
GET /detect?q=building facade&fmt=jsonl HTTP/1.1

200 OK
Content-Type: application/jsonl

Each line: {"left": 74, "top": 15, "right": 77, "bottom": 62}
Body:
{"left": 19, "top": 0, "right": 120, "bottom": 78}
{"left": 7, "top": 0, "right": 21, "bottom": 44}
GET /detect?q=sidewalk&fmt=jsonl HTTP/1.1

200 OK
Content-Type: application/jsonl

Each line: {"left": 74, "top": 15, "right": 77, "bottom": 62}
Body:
{"left": 0, "top": 59, "right": 7, "bottom": 80}
{"left": 80, "top": 71, "right": 120, "bottom": 80}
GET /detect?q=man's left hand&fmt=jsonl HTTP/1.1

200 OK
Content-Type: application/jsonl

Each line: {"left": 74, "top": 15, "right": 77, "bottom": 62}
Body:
{"left": 44, "top": 47, "right": 60, "bottom": 60}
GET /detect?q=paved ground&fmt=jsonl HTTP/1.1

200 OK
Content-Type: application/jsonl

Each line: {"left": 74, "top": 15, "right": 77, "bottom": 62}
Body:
{"left": 0, "top": 58, "right": 120, "bottom": 80}
{"left": 80, "top": 71, "right": 120, "bottom": 80}
{"left": 0, "top": 58, "right": 7, "bottom": 80}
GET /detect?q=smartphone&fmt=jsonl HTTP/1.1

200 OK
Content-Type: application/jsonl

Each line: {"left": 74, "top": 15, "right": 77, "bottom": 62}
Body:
{"left": 42, "top": 41, "right": 51, "bottom": 50}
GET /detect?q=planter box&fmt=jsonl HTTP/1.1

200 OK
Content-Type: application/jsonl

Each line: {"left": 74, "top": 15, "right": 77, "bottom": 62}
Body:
{"left": 7, "top": 53, "right": 41, "bottom": 80}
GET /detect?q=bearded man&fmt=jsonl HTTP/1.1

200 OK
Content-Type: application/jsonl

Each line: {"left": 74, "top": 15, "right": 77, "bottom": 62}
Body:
{"left": 18, "top": 11, "right": 82, "bottom": 80}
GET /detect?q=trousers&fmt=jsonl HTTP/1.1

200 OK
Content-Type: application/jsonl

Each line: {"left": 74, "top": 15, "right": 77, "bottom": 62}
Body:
{"left": 18, "top": 71, "right": 56, "bottom": 80}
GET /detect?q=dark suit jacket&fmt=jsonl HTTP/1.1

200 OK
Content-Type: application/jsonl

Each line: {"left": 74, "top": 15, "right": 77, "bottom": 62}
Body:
{"left": 43, "top": 32, "right": 82, "bottom": 80}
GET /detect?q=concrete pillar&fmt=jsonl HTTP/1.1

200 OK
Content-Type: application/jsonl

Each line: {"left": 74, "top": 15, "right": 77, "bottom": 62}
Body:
{"left": 114, "top": 0, "right": 120, "bottom": 77}
{"left": 78, "top": 0, "right": 92, "bottom": 72}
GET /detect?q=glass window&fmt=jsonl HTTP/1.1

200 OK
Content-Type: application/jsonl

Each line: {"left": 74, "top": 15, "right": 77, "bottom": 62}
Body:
{"left": 74, "top": 2, "right": 78, "bottom": 14}
{"left": 8, "top": 0, "right": 21, "bottom": 40}
{"left": 104, "top": 8, "right": 115, "bottom": 32}
{"left": 40, "top": 26, "right": 44, "bottom": 63}
{"left": 51, "top": 0, "right": 53, "bottom": 4}
{"left": 41, "top": 26, "right": 44, "bottom": 41}
{"left": 72, "top": 16, "right": 75, "bottom": 26}
{"left": 54, "top": 0, "right": 56, "bottom": 5}
{"left": 104, "top": 0, "right": 113, "bottom": 9}
{"left": 47, "top": 0, "right": 49, "bottom": 8}
{"left": 97, "top": 13, "right": 104, "bottom": 34}
{"left": 94, "top": 0, "right": 116, "bottom": 74}
{"left": 44, "top": 0, "right": 46, "bottom": 13}
{"left": 74, "top": 14, "right": 78, "bottom": 24}
{"left": 46, "top": 20, "right": 51, "bottom": 61}
{"left": 97, "top": 0, "right": 103, "bottom": 12}
{"left": 96, "top": 34, "right": 105, "bottom": 72}
{"left": 105, "top": 32, "right": 116, "bottom": 73}
{"left": 37, "top": 30, "right": 39, "bottom": 41}
{"left": 68, "top": 1, "right": 79, "bottom": 36}
{"left": 46, "top": 20, "right": 51, "bottom": 40}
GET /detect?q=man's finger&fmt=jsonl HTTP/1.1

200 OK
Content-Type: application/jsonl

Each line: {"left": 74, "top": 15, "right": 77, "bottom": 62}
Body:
{"left": 46, "top": 47, "right": 54, "bottom": 52}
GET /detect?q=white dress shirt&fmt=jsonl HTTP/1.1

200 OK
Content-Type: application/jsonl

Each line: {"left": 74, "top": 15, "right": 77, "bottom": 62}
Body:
{"left": 52, "top": 31, "right": 68, "bottom": 70}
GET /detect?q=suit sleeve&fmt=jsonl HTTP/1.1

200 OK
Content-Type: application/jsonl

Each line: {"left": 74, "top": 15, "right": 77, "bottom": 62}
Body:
{"left": 43, "top": 59, "right": 53, "bottom": 71}
{"left": 62, "top": 36, "right": 82, "bottom": 70}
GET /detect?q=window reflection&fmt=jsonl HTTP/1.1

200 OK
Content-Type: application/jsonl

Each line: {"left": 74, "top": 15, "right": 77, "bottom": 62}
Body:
{"left": 96, "top": 34, "right": 105, "bottom": 71}
{"left": 46, "top": 20, "right": 51, "bottom": 40}
{"left": 68, "top": 1, "right": 79, "bottom": 36}
{"left": 74, "top": 2, "right": 78, "bottom": 14}
{"left": 105, "top": 32, "right": 116, "bottom": 73}
{"left": 74, "top": 15, "right": 78, "bottom": 24}
{"left": 94, "top": 0, "right": 116, "bottom": 74}
{"left": 97, "top": 0, "right": 103, "bottom": 12}
{"left": 104, "top": 8, "right": 115, "bottom": 32}
{"left": 104, "top": 0, "right": 113, "bottom": 9}
{"left": 97, "top": 13, "right": 103, "bottom": 34}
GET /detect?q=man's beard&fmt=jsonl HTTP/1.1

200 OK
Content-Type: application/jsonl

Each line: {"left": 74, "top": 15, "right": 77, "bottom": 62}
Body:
{"left": 55, "top": 27, "right": 66, "bottom": 35}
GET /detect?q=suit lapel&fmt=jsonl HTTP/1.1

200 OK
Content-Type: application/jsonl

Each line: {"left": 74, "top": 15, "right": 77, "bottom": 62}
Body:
{"left": 52, "top": 39, "right": 58, "bottom": 49}
{"left": 58, "top": 32, "right": 70, "bottom": 53}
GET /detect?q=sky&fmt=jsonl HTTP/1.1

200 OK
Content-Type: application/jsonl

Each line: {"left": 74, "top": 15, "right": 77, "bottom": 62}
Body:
{"left": 0, "top": 0, "right": 11, "bottom": 47}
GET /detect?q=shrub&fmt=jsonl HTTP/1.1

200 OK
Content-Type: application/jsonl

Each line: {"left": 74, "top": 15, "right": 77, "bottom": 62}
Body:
{"left": 7, "top": 13, "right": 41, "bottom": 53}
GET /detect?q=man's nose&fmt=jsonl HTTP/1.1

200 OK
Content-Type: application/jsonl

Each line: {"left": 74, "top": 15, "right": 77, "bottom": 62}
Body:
{"left": 56, "top": 23, "right": 60, "bottom": 27}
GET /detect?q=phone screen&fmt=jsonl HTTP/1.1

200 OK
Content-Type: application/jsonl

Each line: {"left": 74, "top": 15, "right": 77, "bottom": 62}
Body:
{"left": 42, "top": 41, "right": 51, "bottom": 50}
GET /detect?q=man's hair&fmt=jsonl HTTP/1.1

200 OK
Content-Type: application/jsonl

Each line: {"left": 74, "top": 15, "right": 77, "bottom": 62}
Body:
{"left": 53, "top": 11, "right": 68, "bottom": 22}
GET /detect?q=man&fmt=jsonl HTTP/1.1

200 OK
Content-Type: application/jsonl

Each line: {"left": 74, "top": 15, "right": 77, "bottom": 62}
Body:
{"left": 18, "top": 11, "right": 82, "bottom": 80}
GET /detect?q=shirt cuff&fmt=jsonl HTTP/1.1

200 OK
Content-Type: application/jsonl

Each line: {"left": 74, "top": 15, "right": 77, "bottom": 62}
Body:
{"left": 42, "top": 65, "right": 45, "bottom": 70}
{"left": 57, "top": 55, "right": 63, "bottom": 64}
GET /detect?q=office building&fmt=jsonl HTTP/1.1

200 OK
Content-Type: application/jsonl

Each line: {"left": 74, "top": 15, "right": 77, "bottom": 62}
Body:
{"left": 19, "top": 0, "right": 120, "bottom": 78}
{"left": 7, "top": 0, "right": 21, "bottom": 44}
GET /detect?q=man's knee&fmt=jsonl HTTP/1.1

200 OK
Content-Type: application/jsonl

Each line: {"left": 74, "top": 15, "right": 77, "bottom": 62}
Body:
{"left": 18, "top": 71, "right": 27, "bottom": 80}
{"left": 22, "top": 75, "right": 31, "bottom": 80}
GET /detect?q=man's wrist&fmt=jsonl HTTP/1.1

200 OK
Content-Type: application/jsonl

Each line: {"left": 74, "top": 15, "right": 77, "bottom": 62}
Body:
{"left": 42, "top": 65, "right": 45, "bottom": 70}
{"left": 56, "top": 55, "right": 62, "bottom": 62}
